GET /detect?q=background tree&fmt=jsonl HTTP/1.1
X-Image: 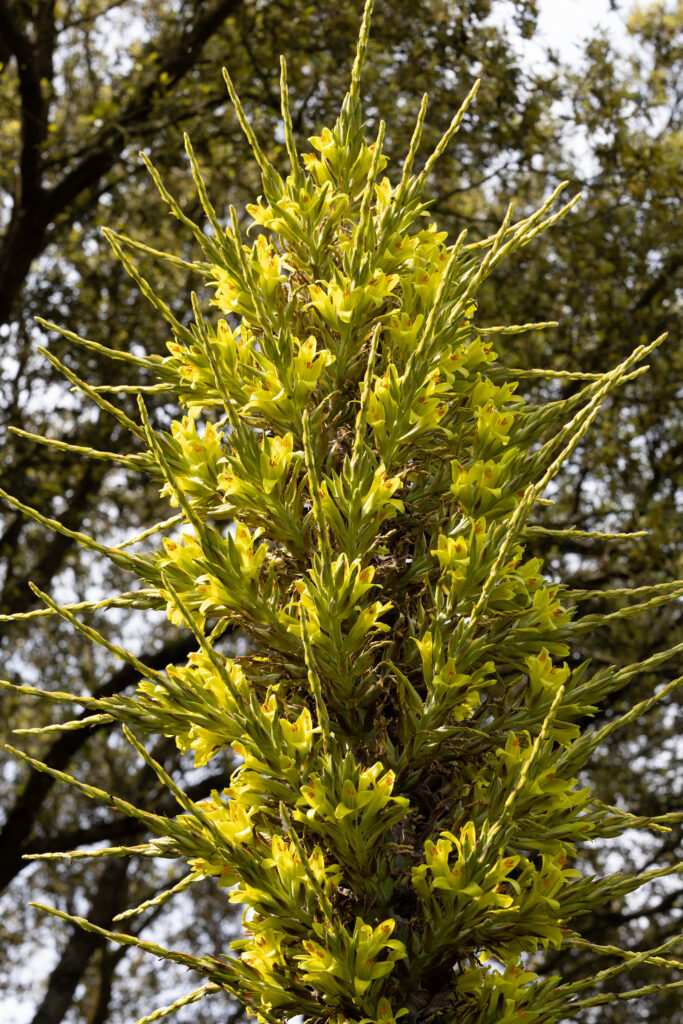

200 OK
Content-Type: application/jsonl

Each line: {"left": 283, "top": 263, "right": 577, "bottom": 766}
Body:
{"left": 0, "top": 1, "right": 679, "bottom": 1022}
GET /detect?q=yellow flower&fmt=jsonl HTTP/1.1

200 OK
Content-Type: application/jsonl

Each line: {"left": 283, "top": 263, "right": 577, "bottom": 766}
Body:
{"left": 408, "top": 371, "right": 449, "bottom": 431}
{"left": 386, "top": 312, "right": 423, "bottom": 360}
{"left": 293, "top": 334, "right": 335, "bottom": 400}
{"left": 211, "top": 264, "right": 254, "bottom": 319}
{"left": 260, "top": 433, "right": 294, "bottom": 493}
{"left": 233, "top": 523, "right": 268, "bottom": 580}
{"left": 309, "top": 126, "right": 338, "bottom": 160}
{"left": 361, "top": 466, "right": 404, "bottom": 520}
{"left": 280, "top": 706, "right": 317, "bottom": 757}
{"left": 432, "top": 533, "right": 469, "bottom": 572}
{"left": 526, "top": 649, "right": 571, "bottom": 697}
{"left": 308, "top": 272, "right": 398, "bottom": 331}
{"left": 346, "top": 599, "right": 393, "bottom": 646}
{"left": 251, "top": 234, "right": 286, "bottom": 304}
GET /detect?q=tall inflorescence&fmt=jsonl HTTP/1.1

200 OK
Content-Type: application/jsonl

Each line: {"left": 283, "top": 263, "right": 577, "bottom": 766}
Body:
{"left": 3, "top": 2, "right": 681, "bottom": 1023}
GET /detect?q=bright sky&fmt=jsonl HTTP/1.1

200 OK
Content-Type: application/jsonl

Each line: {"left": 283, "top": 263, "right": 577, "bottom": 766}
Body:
{"left": 486, "top": 0, "right": 634, "bottom": 70}
{"left": 486, "top": 0, "right": 637, "bottom": 173}
{"left": 537, "top": 0, "right": 631, "bottom": 62}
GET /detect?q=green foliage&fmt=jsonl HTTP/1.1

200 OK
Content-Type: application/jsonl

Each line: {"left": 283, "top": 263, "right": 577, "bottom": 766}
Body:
{"left": 3, "top": 3, "right": 682, "bottom": 1023}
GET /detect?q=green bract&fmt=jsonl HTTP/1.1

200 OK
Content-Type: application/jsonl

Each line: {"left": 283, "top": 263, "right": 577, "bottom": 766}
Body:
{"left": 3, "top": 3, "right": 682, "bottom": 1023}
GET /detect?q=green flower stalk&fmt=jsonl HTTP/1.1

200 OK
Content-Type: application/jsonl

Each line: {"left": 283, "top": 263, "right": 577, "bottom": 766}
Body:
{"left": 3, "top": 2, "right": 682, "bottom": 1022}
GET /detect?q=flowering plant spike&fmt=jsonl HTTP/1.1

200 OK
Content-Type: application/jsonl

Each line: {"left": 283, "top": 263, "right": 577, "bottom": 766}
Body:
{"left": 3, "top": 2, "right": 682, "bottom": 1022}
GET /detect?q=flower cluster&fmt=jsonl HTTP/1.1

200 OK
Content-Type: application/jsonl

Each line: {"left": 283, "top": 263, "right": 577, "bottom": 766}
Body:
{"left": 9, "top": 3, "right": 680, "bottom": 1024}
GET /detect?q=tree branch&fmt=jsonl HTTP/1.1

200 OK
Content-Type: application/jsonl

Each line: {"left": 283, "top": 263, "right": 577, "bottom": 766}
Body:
{"left": 0, "top": 0, "right": 54, "bottom": 202}
{"left": 0, "top": 633, "right": 195, "bottom": 892}
{"left": 0, "top": 0, "right": 243, "bottom": 326}
{"left": 631, "top": 252, "right": 683, "bottom": 312}
{"left": 23, "top": 770, "right": 229, "bottom": 856}
{"left": 0, "top": 459, "right": 108, "bottom": 619}
{"left": 29, "top": 859, "right": 129, "bottom": 1024}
